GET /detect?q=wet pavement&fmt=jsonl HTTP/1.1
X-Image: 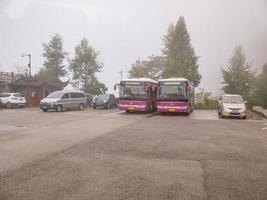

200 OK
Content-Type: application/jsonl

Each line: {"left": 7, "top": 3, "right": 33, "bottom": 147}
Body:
{"left": 0, "top": 108, "right": 267, "bottom": 200}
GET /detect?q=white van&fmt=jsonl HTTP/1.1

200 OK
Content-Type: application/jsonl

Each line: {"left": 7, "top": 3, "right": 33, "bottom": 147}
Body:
{"left": 40, "top": 90, "right": 86, "bottom": 112}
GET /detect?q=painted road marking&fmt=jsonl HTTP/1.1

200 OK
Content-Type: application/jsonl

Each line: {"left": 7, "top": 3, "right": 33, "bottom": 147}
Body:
{"left": 262, "top": 127, "right": 267, "bottom": 130}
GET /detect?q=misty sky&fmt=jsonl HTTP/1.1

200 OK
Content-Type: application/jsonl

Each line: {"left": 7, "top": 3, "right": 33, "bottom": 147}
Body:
{"left": 0, "top": 0, "right": 267, "bottom": 94}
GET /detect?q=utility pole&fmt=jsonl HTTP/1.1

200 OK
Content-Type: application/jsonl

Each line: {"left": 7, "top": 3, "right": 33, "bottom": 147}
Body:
{"left": 118, "top": 69, "right": 123, "bottom": 80}
{"left": 245, "top": 67, "right": 249, "bottom": 101}
{"left": 22, "top": 53, "right": 31, "bottom": 77}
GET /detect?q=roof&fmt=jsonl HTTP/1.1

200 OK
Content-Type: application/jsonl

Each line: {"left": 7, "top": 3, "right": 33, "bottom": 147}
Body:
{"left": 223, "top": 94, "right": 242, "bottom": 97}
{"left": 121, "top": 78, "right": 157, "bottom": 84}
{"left": 11, "top": 76, "right": 69, "bottom": 88}
{"left": 158, "top": 78, "right": 189, "bottom": 82}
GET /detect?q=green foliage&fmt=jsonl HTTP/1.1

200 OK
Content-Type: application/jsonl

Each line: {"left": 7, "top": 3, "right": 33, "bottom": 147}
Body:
{"left": 194, "top": 92, "right": 218, "bottom": 110}
{"left": 39, "top": 33, "right": 67, "bottom": 79}
{"left": 69, "top": 38, "right": 106, "bottom": 95}
{"left": 257, "top": 63, "right": 267, "bottom": 108}
{"left": 162, "top": 16, "right": 201, "bottom": 86}
{"left": 222, "top": 45, "right": 256, "bottom": 99}
{"left": 128, "top": 55, "right": 165, "bottom": 80}
{"left": 85, "top": 77, "right": 107, "bottom": 95}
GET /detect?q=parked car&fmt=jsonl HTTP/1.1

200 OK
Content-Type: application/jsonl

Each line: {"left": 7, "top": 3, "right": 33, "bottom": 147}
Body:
{"left": 40, "top": 90, "right": 86, "bottom": 112}
{"left": 218, "top": 94, "right": 247, "bottom": 119}
{"left": 93, "top": 94, "right": 117, "bottom": 109}
{"left": 0, "top": 93, "right": 27, "bottom": 108}
{"left": 85, "top": 93, "right": 93, "bottom": 107}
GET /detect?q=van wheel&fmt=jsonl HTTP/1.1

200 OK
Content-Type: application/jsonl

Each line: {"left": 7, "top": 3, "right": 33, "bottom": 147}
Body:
{"left": 6, "top": 102, "right": 12, "bottom": 109}
{"left": 56, "top": 105, "right": 62, "bottom": 112}
{"left": 79, "top": 103, "right": 84, "bottom": 110}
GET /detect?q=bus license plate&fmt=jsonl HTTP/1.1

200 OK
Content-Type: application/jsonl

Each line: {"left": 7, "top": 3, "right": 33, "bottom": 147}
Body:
{"left": 128, "top": 106, "right": 134, "bottom": 110}
{"left": 168, "top": 108, "right": 175, "bottom": 112}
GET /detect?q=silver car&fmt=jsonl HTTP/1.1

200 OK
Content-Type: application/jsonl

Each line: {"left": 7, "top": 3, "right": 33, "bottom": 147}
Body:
{"left": 40, "top": 90, "right": 86, "bottom": 112}
{"left": 218, "top": 94, "right": 247, "bottom": 119}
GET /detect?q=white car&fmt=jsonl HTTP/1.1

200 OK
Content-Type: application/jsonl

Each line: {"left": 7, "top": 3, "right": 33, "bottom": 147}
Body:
{"left": 218, "top": 94, "right": 247, "bottom": 119}
{"left": 0, "top": 93, "right": 27, "bottom": 108}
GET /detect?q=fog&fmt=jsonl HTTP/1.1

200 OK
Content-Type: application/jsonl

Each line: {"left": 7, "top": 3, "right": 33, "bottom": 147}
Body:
{"left": 0, "top": 0, "right": 267, "bottom": 94}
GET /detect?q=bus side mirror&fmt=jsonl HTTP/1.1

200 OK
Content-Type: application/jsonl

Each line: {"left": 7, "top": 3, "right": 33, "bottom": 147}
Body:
{"left": 187, "top": 86, "right": 192, "bottom": 92}
{"left": 152, "top": 85, "right": 155, "bottom": 92}
{"left": 144, "top": 84, "right": 148, "bottom": 92}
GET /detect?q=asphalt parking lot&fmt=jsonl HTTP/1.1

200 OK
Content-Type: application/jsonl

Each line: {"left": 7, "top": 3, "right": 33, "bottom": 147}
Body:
{"left": 0, "top": 108, "right": 267, "bottom": 200}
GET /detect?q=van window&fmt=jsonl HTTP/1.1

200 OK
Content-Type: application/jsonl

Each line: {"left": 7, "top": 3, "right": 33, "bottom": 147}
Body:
{"left": 62, "top": 93, "right": 69, "bottom": 99}
{"left": 79, "top": 93, "right": 85, "bottom": 98}
{"left": 70, "top": 93, "right": 84, "bottom": 98}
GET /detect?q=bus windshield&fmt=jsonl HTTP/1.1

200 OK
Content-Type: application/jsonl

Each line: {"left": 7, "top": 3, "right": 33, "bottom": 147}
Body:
{"left": 120, "top": 84, "right": 147, "bottom": 100}
{"left": 158, "top": 83, "right": 187, "bottom": 101}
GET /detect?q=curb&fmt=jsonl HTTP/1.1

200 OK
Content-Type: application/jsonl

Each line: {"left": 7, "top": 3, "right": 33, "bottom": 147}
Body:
{"left": 251, "top": 107, "right": 267, "bottom": 119}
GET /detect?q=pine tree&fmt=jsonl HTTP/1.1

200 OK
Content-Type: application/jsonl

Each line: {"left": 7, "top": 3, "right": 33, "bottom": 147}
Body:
{"left": 258, "top": 63, "right": 267, "bottom": 107}
{"left": 162, "top": 16, "right": 201, "bottom": 86}
{"left": 222, "top": 45, "right": 255, "bottom": 98}
{"left": 39, "top": 33, "right": 67, "bottom": 79}
{"left": 69, "top": 38, "right": 106, "bottom": 95}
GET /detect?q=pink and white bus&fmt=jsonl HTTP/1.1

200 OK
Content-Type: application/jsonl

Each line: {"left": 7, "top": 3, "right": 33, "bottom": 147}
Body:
{"left": 157, "top": 78, "right": 194, "bottom": 114}
{"left": 118, "top": 78, "right": 158, "bottom": 113}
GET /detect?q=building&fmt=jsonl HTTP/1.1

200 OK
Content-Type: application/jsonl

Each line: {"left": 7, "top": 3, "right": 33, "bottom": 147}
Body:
{"left": 11, "top": 76, "right": 69, "bottom": 106}
{"left": 0, "top": 72, "right": 69, "bottom": 106}
{"left": 0, "top": 72, "right": 22, "bottom": 93}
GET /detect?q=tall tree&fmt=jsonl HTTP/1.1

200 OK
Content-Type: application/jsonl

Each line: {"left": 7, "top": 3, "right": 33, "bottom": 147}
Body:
{"left": 128, "top": 55, "right": 165, "bottom": 80}
{"left": 162, "top": 16, "right": 201, "bottom": 86}
{"left": 258, "top": 63, "right": 267, "bottom": 107}
{"left": 39, "top": 33, "right": 67, "bottom": 79}
{"left": 69, "top": 38, "right": 106, "bottom": 95}
{"left": 222, "top": 45, "right": 255, "bottom": 98}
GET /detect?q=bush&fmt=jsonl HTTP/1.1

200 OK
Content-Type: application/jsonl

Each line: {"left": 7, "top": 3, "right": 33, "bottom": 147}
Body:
{"left": 194, "top": 92, "right": 218, "bottom": 110}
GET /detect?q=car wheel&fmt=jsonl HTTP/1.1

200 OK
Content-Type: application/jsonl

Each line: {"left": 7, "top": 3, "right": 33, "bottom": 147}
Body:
{"left": 79, "top": 103, "right": 84, "bottom": 110}
{"left": 242, "top": 116, "right": 247, "bottom": 120}
{"left": 6, "top": 102, "right": 12, "bottom": 109}
{"left": 56, "top": 105, "right": 63, "bottom": 112}
{"left": 218, "top": 110, "right": 223, "bottom": 118}
{"left": 42, "top": 109, "right": 48, "bottom": 112}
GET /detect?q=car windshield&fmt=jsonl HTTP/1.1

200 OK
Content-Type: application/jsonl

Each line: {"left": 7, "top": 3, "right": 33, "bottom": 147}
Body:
{"left": 96, "top": 94, "right": 109, "bottom": 100}
{"left": 222, "top": 96, "right": 244, "bottom": 103}
{"left": 46, "top": 91, "right": 64, "bottom": 98}
{"left": 13, "top": 94, "right": 24, "bottom": 97}
{"left": 158, "top": 83, "right": 187, "bottom": 100}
